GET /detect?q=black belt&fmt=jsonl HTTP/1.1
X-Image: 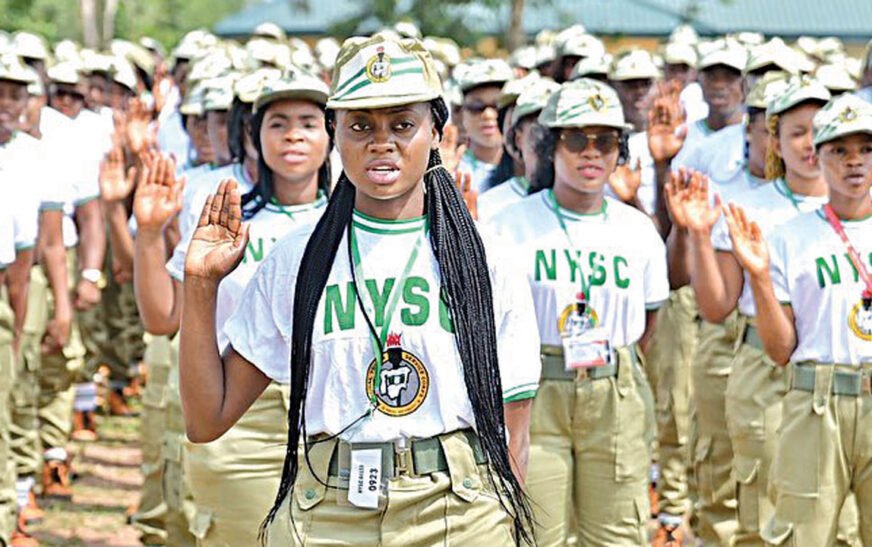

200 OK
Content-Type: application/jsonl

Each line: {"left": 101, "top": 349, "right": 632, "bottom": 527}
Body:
{"left": 326, "top": 430, "right": 485, "bottom": 481}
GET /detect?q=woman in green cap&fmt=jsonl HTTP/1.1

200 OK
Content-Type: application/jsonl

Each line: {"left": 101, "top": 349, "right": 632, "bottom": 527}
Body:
{"left": 179, "top": 34, "right": 538, "bottom": 545}
{"left": 727, "top": 93, "right": 872, "bottom": 546}
{"left": 486, "top": 77, "right": 668, "bottom": 546}
{"left": 129, "top": 68, "right": 332, "bottom": 546}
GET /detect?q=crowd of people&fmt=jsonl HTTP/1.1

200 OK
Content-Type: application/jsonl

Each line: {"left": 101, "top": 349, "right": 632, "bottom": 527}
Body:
{"left": 0, "top": 17, "right": 871, "bottom": 547}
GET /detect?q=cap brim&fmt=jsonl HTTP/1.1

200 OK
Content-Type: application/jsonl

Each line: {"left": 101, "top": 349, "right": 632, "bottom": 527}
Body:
{"left": 255, "top": 89, "right": 329, "bottom": 112}
{"left": 545, "top": 119, "right": 633, "bottom": 132}
{"left": 814, "top": 124, "right": 872, "bottom": 146}
{"left": 326, "top": 92, "right": 439, "bottom": 110}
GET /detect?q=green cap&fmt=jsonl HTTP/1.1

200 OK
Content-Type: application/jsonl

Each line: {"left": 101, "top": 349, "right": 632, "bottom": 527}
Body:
{"left": 0, "top": 53, "right": 37, "bottom": 84}
{"left": 254, "top": 67, "right": 330, "bottom": 112}
{"left": 813, "top": 94, "right": 872, "bottom": 146}
{"left": 569, "top": 54, "right": 612, "bottom": 80}
{"left": 511, "top": 78, "right": 560, "bottom": 127}
{"left": 697, "top": 38, "right": 747, "bottom": 72}
{"left": 608, "top": 49, "right": 660, "bottom": 81}
{"left": 538, "top": 78, "right": 631, "bottom": 131}
{"left": 456, "top": 58, "right": 514, "bottom": 93}
{"left": 327, "top": 33, "right": 443, "bottom": 110}
{"left": 745, "top": 71, "right": 789, "bottom": 109}
{"left": 766, "top": 75, "right": 831, "bottom": 118}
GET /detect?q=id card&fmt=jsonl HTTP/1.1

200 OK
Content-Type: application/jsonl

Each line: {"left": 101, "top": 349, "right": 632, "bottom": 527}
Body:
{"left": 562, "top": 326, "right": 611, "bottom": 370}
{"left": 346, "top": 448, "right": 382, "bottom": 509}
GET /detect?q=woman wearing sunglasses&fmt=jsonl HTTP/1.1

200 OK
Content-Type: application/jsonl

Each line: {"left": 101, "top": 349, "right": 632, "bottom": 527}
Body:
{"left": 179, "top": 35, "right": 538, "bottom": 544}
{"left": 486, "top": 78, "right": 668, "bottom": 546}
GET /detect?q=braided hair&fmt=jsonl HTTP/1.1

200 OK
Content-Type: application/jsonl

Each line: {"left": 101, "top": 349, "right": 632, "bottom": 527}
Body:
{"left": 241, "top": 100, "right": 332, "bottom": 220}
{"left": 259, "top": 97, "right": 535, "bottom": 545}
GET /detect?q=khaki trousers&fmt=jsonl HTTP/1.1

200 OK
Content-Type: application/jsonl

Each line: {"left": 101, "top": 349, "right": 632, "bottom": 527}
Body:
{"left": 0, "top": 293, "right": 18, "bottom": 543}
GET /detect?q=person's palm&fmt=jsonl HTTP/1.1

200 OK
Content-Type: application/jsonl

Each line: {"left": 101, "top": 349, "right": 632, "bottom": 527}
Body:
{"left": 609, "top": 160, "right": 642, "bottom": 203}
{"left": 100, "top": 147, "right": 134, "bottom": 202}
{"left": 454, "top": 170, "right": 478, "bottom": 220}
{"left": 647, "top": 81, "right": 687, "bottom": 163}
{"left": 726, "top": 203, "right": 770, "bottom": 277}
{"left": 127, "top": 99, "right": 151, "bottom": 153}
{"left": 683, "top": 172, "right": 720, "bottom": 234}
{"left": 133, "top": 154, "right": 183, "bottom": 231}
{"left": 185, "top": 180, "right": 249, "bottom": 281}
{"left": 439, "top": 123, "right": 467, "bottom": 174}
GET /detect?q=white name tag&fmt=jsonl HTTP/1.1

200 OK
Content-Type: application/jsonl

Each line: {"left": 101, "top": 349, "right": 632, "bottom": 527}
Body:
{"left": 562, "top": 326, "right": 611, "bottom": 370}
{"left": 347, "top": 448, "right": 382, "bottom": 509}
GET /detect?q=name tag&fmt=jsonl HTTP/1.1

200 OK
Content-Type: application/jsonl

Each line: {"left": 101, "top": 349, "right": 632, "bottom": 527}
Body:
{"left": 562, "top": 326, "right": 611, "bottom": 370}
{"left": 347, "top": 448, "right": 382, "bottom": 509}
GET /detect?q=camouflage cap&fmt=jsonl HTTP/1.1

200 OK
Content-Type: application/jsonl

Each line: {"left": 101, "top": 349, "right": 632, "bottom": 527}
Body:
{"left": 508, "top": 45, "right": 538, "bottom": 71}
{"left": 535, "top": 44, "right": 556, "bottom": 67}
{"left": 47, "top": 62, "right": 84, "bottom": 86}
{"left": 327, "top": 34, "right": 443, "bottom": 110}
{"left": 315, "top": 37, "right": 341, "bottom": 71}
{"left": 814, "top": 63, "right": 859, "bottom": 93}
{"left": 498, "top": 71, "right": 541, "bottom": 109}
{"left": 558, "top": 33, "right": 605, "bottom": 60}
{"left": 608, "top": 49, "right": 660, "bottom": 81}
{"left": 745, "top": 71, "right": 789, "bottom": 109}
{"left": 813, "top": 94, "right": 872, "bottom": 146}
{"left": 511, "top": 78, "right": 560, "bottom": 127}
{"left": 393, "top": 21, "right": 422, "bottom": 41}
{"left": 0, "top": 53, "right": 37, "bottom": 84}
{"left": 12, "top": 32, "right": 48, "bottom": 60}
{"left": 569, "top": 54, "right": 612, "bottom": 80}
{"left": 253, "top": 22, "right": 286, "bottom": 41}
{"left": 54, "top": 40, "right": 81, "bottom": 64}
{"left": 766, "top": 75, "right": 831, "bottom": 118}
{"left": 457, "top": 58, "right": 514, "bottom": 93}
{"left": 254, "top": 67, "right": 330, "bottom": 111}
{"left": 697, "top": 38, "right": 747, "bottom": 72}
{"left": 539, "top": 78, "right": 631, "bottom": 131}
{"left": 746, "top": 39, "right": 800, "bottom": 75}
{"left": 233, "top": 68, "right": 281, "bottom": 104}
{"left": 663, "top": 42, "right": 697, "bottom": 67}
{"left": 180, "top": 81, "right": 207, "bottom": 116}
{"left": 139, "top": 37, "right": 166, "bottom": 58}
{"left": 110, "top": 58, "right": 138, "bottom": 91}
{"left": 669, "top": 24, "right": 699, "bottom": 45}
{"left": 203, "top": 73, "right": 239, "bottom": 111}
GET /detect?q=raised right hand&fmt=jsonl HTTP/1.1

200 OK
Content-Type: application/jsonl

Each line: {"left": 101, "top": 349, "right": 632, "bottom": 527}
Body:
{"left": 133, "top": 152, "right": 184, "bottom": 232}
{"left": 439, "top": 123, "right": 467, "bottom": 175}
{"left": 681, "top": 170, "right": 721, "bottom": 236}
{"left": 725, "top": 202, "right": 770, "bottom": 278}
{"left": 99, "top": 145, "right": 135, "bottom": 202}
{"left": 184, "top": 180, "right": 250, "bottom": 282}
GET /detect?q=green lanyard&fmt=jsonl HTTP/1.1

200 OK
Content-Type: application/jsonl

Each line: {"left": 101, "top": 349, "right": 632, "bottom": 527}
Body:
{"left": 775, "top": 178, "right": 802, "bottom": 211}
{"left": 349, "top": 220, "right": 427, "bottom": 407}
{"left": 546, "top": 190, "right": 607, "bottom": 300}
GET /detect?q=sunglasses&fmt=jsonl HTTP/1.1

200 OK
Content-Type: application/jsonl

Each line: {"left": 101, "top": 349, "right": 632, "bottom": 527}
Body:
{"left": 559, "top": 130, "right": 621, "bottom": 154}
{"left": 463, "top": 101, "right": 498, "bottom": 114}
{"left": 54, "top": 88, "right": 85, "bottom": 101}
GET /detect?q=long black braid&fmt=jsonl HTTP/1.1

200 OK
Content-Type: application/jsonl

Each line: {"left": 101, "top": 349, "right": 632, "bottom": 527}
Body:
{"left": 259, "top": 97, "right": 535, "bottom": 545}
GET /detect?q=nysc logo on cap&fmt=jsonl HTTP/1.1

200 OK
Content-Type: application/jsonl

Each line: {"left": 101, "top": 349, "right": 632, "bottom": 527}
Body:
{"left": 366, "top": 47, "right": 392, "bottom": 83}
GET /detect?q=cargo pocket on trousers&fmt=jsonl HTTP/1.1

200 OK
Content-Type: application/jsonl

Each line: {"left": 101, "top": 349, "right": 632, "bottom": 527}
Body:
{"left": 771, "top": 392, "right": 820, "bottom": 498}
{"left": 734, "top": 454, "right": 761, "bottom": 534}
{"left": 188, "top": 506, "right": 214, "bottom": 541}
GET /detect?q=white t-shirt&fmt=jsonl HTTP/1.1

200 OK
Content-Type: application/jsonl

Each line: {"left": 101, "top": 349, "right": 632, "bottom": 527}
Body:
{"left": 678, "top": 122, "right": 745, "bottom": 179}
{"left": 0, "top": 198, "right": 15, "bottom": 268}
{"left": 168, "top": 194, "right": 327, "bottom": 349}
{"left": 711, "top": 179, "right": 828, "bottom": 317}
{"left": 0, "top": 131, "right": 59, "bottom": 252}
{"left": 680, "top": 82, "right": 708, "bottom": 124}
{"left": 769, "top": 210, "right": 872, "bottom": 365}
{"left": 158, "top": 106, "right": 192, "bottom": 167}
{"left": 485, "top": 191, "right": 669, "bottom": 348}
{"left": 224, "top": 210, "right": 541, "bottom": 442}
{"left": 477, "top": 176, "right": 529, "bottom": 222}
{"left": 457, "top": 149, "right": 498, "bottom": 194}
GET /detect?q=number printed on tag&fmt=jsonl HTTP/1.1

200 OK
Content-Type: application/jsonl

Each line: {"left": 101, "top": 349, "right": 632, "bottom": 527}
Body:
{"left": 348, "top": 448, "right": 382, "bottom": 509}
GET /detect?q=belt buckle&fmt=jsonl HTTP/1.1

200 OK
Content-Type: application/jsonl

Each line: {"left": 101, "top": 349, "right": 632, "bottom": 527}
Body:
{"left": 395, "top": 444, "right": 412, "bottom": 476}
{"left": 575, "top": 367, "right": 592, "bottom": 381}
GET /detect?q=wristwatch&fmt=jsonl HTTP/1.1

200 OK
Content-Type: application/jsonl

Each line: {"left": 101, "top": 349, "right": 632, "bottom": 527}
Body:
{"left": 80, "top": 268, "right": 107, "bottom": 289}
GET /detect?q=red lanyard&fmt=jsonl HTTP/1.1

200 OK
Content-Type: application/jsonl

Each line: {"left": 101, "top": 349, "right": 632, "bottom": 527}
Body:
{"left": 823, "top": 204, "right": 872, "bottom": 301}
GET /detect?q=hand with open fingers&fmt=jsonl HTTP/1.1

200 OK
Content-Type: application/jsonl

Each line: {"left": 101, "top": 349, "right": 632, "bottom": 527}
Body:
{"left": 184, "top": 179, "right": 250, "bottom": 282}
{"left": 664, "top": 168, "right": 692, "bottom": 229}
{"left": 152, "top": 66, "right": 168, "bottom": 116}
{"left": 681, "top": 170, "right": 721, "bottom": 236}
{"left": 439, "top": 123, "right": 468, "bottom": 175}
{"left": 725, "top": 202, "right": 770, "bottom": 277}
{"left": 454, "top": 170, "right": 478, "bottom": 220}
{"left": 647, "top": 80, "right": 687, "bottom": 163}
{"left": 126, "top": 98, "right": 153, "bottom": 154}
{"left": 133, "top": 153, "right": 185, "bottom": 233}
{"left": 100, "top": 146, "right": 136, "bottom": 202}
{"left": 609, "top": 158, "right": 643, "bottom": 203}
